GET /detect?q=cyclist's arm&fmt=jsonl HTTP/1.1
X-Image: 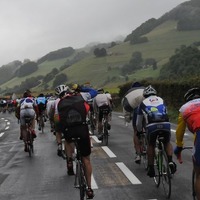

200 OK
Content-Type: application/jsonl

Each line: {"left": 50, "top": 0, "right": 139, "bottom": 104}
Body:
{"left": 80, "top": 87, "right": 98, "bottom": 99}
{"left": 175, "top": 113, "right": 187, "bottom": 147}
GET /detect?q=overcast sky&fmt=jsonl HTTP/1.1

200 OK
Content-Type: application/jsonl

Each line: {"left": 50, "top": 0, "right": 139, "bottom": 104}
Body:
{"left": 0, "top": 0, "right": 186, "bottom": 67}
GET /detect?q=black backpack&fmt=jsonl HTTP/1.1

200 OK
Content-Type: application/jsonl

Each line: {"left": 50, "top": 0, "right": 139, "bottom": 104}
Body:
{"left": 58, "top": 94, "right": 87, "bottom": 128}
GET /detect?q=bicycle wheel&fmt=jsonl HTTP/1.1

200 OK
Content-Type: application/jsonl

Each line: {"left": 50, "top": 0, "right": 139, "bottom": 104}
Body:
{"left": 40, "top": 117, "right": 44, "bottom": 133}
{"left": 154, "top": 149, "right": 161, "bottom": 187}
{"left": 102, "top": 122, "right": 108, "bottom": 146}
{"left": 28, "top": 132, "right": 34, "bottom": 157}
{"left": 89, "top": 113, "right": 95, "bottom": 135}
{"left": 77, "top": 162, "right": 86, "bottom": 200}
{"left": 140, "top": 134, "right": 148, "bottom": 169}
{"left": 161, "top": 148, "right": 171, "bottom": 199}
{"left": 192, "top": 169, "right": 197, "bottom": 199}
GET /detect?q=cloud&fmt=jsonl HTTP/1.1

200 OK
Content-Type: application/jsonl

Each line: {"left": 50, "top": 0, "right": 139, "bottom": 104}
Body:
{"left": 0, "top": 0, "right": 186, "bottom": 66}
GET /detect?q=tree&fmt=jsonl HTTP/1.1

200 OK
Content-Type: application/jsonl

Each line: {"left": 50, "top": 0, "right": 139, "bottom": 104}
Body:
{"left": 53, "top": 73, "right": 68, "bottom": 88}
{"left": 93, "top": 48, "right": 107, "bottom": 57}
{"left": 15, "top": 61, "right": 38, "bottom": 77}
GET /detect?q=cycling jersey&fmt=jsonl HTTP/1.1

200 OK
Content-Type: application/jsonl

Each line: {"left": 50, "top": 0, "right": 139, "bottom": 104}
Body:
{"left": 176, "top": 98, "right": 200, "bottom": 166}
{"left": 137, "top": 95, "right": 169, "bottom": 132}
{"left": 137, "top": 95, "right": 170, "bottom": 145}
{"left": 179, "top": 98, "right": 200, "bottom": 133}
{"left": 36, "top": 96, "right": 47, "bottom": 105}
{"left": 20, "top": 97, "right": 35, "bottom": 109}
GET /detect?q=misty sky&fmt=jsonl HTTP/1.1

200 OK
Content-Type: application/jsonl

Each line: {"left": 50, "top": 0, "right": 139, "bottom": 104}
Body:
{"left": 0, "top": 0, "right": 186, "bottom": 67}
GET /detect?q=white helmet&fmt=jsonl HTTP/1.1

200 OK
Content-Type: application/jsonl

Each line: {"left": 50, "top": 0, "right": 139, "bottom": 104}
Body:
{"left": 143, "top": 85, "right": 157, "bottom": 98}
{"left": 55, "top": 85, "right": 69, "bottom": 96}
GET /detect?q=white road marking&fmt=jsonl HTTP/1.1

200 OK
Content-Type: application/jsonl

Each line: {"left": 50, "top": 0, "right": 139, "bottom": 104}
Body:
{"left": 91, "top": 135, "right": 101, "bottom": 143}
{"left": 91, "top": 174, "right": 98, "bottom": 189}
{"left": 5, "top": 126, "right": 9, "bottom": 130}
{"left": 116, "top": 162, "right": 142, "bottom": 184}
{"left": 0, "top": 132, "right": 5, "bottom": 137}
{"left": 101, "top": 146, "right": 116, "bottom": 158}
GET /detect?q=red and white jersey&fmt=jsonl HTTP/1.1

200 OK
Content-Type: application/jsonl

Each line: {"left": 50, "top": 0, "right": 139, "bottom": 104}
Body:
{"left": 179, "top": 98, "right": 200, "bottom": 132}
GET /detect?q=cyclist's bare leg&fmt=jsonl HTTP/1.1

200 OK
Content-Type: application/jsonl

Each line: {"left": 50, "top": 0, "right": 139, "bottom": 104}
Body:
{"left": 65, "top": 140, "right": 75, "bottom": 175}
{"left": 147, "top": 144, "right": 155, "bottom": 166}
{"left": 133, "top": 127, "right": 141, "bottom": 154}
{"left": 194, "top": 165, "right": 200, "bottom": 200}
{"left": 65, "top": 140, "right": 74, "bottom": 158}
{"left": 82, "top": 156, "right": 92, "bottom": 188}
{"left": 98, "top": 121, "right": 103, "bottom": 134}
{"left": 165, "top": 142, "right": 174, "bottom": 161}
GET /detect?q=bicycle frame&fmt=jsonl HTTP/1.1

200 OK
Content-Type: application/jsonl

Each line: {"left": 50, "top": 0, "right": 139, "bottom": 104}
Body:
{"left": 102, "top": 112, "right": 109, "bottom": 146}
{"left": 154, "top": 134, "right": 171, "bottom": 199}
{"left": 73, "top": 138, "right": 87, "bottom": 200}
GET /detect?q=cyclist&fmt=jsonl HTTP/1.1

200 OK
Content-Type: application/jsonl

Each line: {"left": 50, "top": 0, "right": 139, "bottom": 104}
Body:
{"left": 52, "top": 85, "right": 69, "bottom": 158}
{"left": 58, "top": 84, "right": 97, "bottom": 199}
{"left": 136, "top": 85, "right": 176, "bottom": 177}
{"left": 16, "top": 91, "right": 38, "bottom": 152}
{"left": 122, "top": 82, "right": 145, "bottom": 164}
{"left": 93, "top": 88, "right": 112, "bottom": 140}
{"left": 46, "top": 95, "right": 56, "bottom": 133}
{"left": 174, "top": 87, "right": 200, "bottom": 199}
{"left": 35, "top": 93, "right": 47, "bottom": 130}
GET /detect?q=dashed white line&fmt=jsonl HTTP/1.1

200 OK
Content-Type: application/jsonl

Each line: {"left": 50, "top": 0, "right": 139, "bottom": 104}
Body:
{"left": 101, "top": 146, "right": 116, "bottom": 158}
{"left": 91, "top": 135, "right": 101, "bottom": 143}
{"left": 0, "top": 132, "right": 5, "bottom": 137}
{"left": 116, "top": 162, "right": 142, "bottom": 184}
{"left": 91, "top": 174, "right": 98, "bottom": 189}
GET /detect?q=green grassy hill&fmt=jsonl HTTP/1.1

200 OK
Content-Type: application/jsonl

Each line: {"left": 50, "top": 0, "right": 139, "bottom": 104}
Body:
{"left": 1, "top": 20, "right": 200, "bottom": 93}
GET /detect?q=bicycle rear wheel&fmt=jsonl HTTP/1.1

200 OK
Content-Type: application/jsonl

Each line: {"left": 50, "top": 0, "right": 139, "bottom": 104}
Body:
{"left": 77, "top": 162, "right": 86, "bottom": 200}
{"left": 161, "top": 149, "right": 171, "bottom": 199}
{"left": 102, "top": 123, "right": 108, "bottom": 146}
{"left": 28, "top": 132, "right": 34, "bottom": 157}
{"left": 140, "top": 134, "right": 148, "bottom": 169}
{"left": 192, "top": 169, "right": 197, "bottom": 199}
{"left": 154, "top": 150, "right": 161, "bottom": 187}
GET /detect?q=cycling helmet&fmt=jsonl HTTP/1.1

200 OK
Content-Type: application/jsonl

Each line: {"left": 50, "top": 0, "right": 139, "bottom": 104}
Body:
{"left": 97, "top": 88, "right": 104, "bottom": 94}
{"left": 131, "top": 82, "right": 142, "bottom": 88}
{"left": 184, "top": 88, "right": 200, "bottom": 102}
{"left": 143, "top": 85, "right": 157, "bottom": 98}
{"left": 55, "top": 85, "right": 69, "bottom": 96}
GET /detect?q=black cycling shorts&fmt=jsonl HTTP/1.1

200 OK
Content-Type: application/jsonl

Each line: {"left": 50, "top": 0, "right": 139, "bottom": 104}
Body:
{"left": 146, "top": 122, "right": 171, "bottom": 145}
{"left": 63, "top": 125, "right": 91, "bottom": 157}
{"left": 98, "top": 105, "right": 110, "bottom": 122}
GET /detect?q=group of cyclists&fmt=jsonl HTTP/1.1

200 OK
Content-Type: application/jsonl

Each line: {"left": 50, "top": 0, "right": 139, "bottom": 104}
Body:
{"left": 0, "top": 98, "right": 16, "bottom": 113}
{"left": 11, "top": 80, "right": 200, "bottom": 199}
{"left": 122, "top": 82, "right": 200, "bottom": 199}
{"left": 14, "top": 83, "right": 113, "bottom": 199}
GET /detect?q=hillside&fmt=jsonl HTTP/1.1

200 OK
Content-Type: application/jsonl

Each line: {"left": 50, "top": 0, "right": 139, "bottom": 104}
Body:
{"left": 1, "top": 0, "right": 200, "bottom": 94}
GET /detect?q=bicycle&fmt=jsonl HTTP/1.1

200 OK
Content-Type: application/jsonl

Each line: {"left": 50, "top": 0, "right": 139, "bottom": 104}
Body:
{"left": 138, "top": 131, "right": 148, "bottom": 169}
{"left": 38, "top": 111, "right": 45, "bottom": 133}
{"left": 88, "top": 101, "right": 96, "bottom": 135}
{"left": 24, "top": 116, "right": 34, "bottom": 157}
{"left": 88, "top": 110, "right": 96, "bottom": 135}
{"left": 73, "top": 138, "right": 87, "bottom": 200}
{"left": 176, "top": 146, "right": 196, "bottom": 199}
{"left": 153, "top": 132, "right": 171, "bottom": 199}
{"left": 101, "top": 107, "right": 110, "bottom": 146}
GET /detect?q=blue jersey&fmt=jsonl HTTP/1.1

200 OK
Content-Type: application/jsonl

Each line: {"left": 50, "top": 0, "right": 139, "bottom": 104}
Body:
{"left": 137, "top": 95, "right": 169, "bottom": 132}
{"left": 36, "top": 97, "right": 47, "bottom": 105}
